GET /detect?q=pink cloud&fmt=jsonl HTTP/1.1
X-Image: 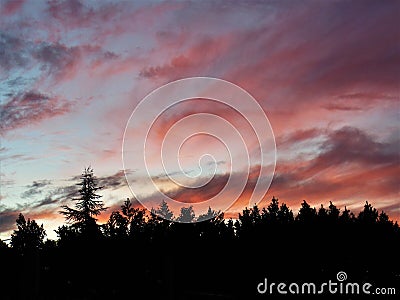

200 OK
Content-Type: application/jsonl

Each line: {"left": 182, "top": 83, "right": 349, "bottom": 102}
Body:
{"left": 1, "top": 0, "right": 399, "bottom": 236}
{"left": 0, "top": 0, "right": 25, "bottom": 16}
{"left": 139, "top": 34, "right": 235, "bottom": 80}
{"left": 0, "top": 91, "right": 73, "bottom": 134}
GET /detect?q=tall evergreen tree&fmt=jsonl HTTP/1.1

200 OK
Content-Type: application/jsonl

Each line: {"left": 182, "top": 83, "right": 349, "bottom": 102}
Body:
{"left": 60, "top": 167, "right": 106, "bottom": 233}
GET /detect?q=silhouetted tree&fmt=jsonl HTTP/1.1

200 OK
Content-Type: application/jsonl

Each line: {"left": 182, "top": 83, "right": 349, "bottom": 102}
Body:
{"left": 104, "top": 198, "right": 137, "bottom": 237}
{"left": 151, "top": 199, "right": 174, "bottom": 221}
{"left": 277, "top": 203, "right": 294, "bottom": 223}
{"left": 358, "top": 201, "right": 378, "bottom": 224}
{"left": 339, "top": 206, "right": 354, "bottom": 224}
{"left": 262, "top": 197, "right": 294, "bottom": 224}
{"left": 197, "top": 206, "right": 219, "bottom": 222}
{"left": 250, "top": 205, "right": 261, "bottom": 224}
{"left": 2, "top": 194, "right": 400, "bottom": 300}
{"left": 60, "top": 167, "right": 106, "bottom": 235}
{"left": 176, "top": 206, "right": 195, "bottom": 223}
{"left": 262, "top": 197, "right": 279, "bottom": 223}
{"left": 121, "top": 198, "right": 135, "bottom": 223}
{"left": 129, "top": 208, "right": 147, "bottom": 236}
{"left": 147, "top": 201, "right": 174, "bottom": 238}
{"left": 197, "top": 210, "right": 225, "bottom": 240}
{"left": 104, "top": 211, "right": 128, "bottom": 237}
{"left": 11, "top": 213, "right": 46, "bottom": 253}
{"left": 224, "top": 218, "right": 236, "bottom": 240}
{"left": 328, "top": 201, "right": 340, "bottom": 221}
{"left": 238, "top": 207, "right": 251, "bottom": 229}
{"left": 236, "top": 207, "right": 252, "bottom": 237}
{"left": 318, "top": 204, "right": 328, "bottom": 220}
{"left": 55, "top": 224, "right": 80, "bottom": 245}
{"left": 377, "top": 210, "right": 393, "bottom": 228}
{"left": 0, "top": 239, "right": 9, "bottom": 250}
{"left": 237, "top": 205, "right": 263, "bottom": 239}
{"left": 296, "top": 200, "right": 317, "bottom": 223}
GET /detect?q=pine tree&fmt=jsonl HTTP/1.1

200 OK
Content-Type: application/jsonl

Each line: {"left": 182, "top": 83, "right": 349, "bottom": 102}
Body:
{"left": 318, "top": 204, "right": 328, "bottom": 220}
{"left": 197, "top": 206, "right": 219, "bottom": 222}
{"left": 339, "top": 206, "right": 355, "bottom": 224}
{"left": 60, "top": 167, "right": 106, "bottom": 233}
{"left": 262, "top": 197, "right": 280, "bottom": 223}
{"left": 151, "top": 200, "right": 174, "bottom": 221}
{"left": 121, "top": 198, "right": 135, "bottom": 223}
{"left": 277, "top": 203, "right": 294, "bottom": 224}
{"left": 358, "top": 201, "right": 378, "bottom": 224}
{"left": 296, "top": 200, "right": 317, "bottom": 223}
{"left": 176, "top": 206, "right": 195, "bottom": 223}
{"left": 328, "top": 201, "right": 340, "bottom": 220}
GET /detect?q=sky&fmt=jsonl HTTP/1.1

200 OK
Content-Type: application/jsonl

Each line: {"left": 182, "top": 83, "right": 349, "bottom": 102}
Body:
{"left": 0, "top": 0, "right": 399, "bottom": 240}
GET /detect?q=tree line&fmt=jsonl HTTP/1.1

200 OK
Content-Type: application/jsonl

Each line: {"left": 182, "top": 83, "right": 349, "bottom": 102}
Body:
{"left": 0, "top": 167, "right": 398, "bottom": 300}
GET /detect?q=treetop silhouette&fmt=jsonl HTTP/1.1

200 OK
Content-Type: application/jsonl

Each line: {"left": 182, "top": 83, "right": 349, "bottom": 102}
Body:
{"left": 2, "top": 170, "right": 399, "bottom": 300}
{"left": 176, "top": 205, "right": 196, "bottom": 223}
{"left": 11, "top": 213, "right": 46, "bottom": 253}
{"left": 151, "top": 199, "right": 174, "bottom": 221}
{"left": 60, "top": 167, "right": 107, "bottom": 232}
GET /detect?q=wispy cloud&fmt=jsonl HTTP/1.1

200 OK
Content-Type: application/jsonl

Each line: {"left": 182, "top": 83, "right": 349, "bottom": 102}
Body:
{"left": 265, "top": 126, "right": 400, "bottom": 216}
{"left": 21, "top": 180, "right": 52, "bottom": 199}
{"left": 0, "top": 208, "right": 19, "bottom": 233}
{"left": 97, "top": 170, "right": 128, "bottom": 190}
{"left": 0, "top": 0, "right": 25, "bottom": 16}
{"left": 0, "top": 90, "right": 73, "bottom": 133}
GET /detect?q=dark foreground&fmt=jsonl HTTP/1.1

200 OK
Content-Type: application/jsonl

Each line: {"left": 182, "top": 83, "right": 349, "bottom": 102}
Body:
{"left": 1, "top": 201, "right": 399, "bottom": 300}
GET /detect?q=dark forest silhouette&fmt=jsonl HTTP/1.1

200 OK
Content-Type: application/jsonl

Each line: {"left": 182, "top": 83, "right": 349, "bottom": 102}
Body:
{"left": 1, "top": 168, "right": 399, "bottom": 300}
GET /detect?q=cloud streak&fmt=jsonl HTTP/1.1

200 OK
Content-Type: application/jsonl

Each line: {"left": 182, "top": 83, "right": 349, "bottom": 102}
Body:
{"left": 0, "top": 90, "right": 73, "bottom": 133}
{"left": 21, "top": 180, "right": 52, "bottom": 199}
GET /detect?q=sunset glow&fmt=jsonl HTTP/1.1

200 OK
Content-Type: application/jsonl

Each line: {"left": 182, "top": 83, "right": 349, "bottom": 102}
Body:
{"left": 1, "top": 0, "right": 399, "bottom": 240}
